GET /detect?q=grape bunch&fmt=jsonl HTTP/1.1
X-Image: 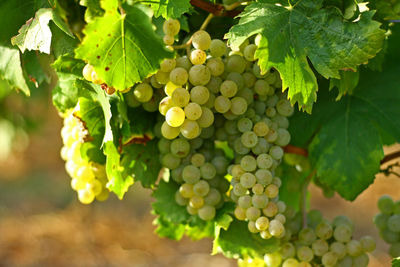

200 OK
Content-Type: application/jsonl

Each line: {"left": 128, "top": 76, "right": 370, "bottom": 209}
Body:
{"left": 60, "top": 106, "right": 109, "bottom": 204}
{"left": 374, "top": 195, "right": 400, "bottom": 257}
{"left": 263, "top": 210, "right": 376, "bottom": 267}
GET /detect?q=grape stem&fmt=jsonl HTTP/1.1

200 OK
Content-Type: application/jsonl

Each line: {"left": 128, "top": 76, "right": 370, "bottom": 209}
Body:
{"left": 189, "top": 0, "right": 243, "bottom": 17}
{"left": 300, "top": 170, "right": 316, "bottom": 229}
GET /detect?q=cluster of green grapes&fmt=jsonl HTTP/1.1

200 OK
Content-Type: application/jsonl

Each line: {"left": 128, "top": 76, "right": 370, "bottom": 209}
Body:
{"left": 263, "top": 210, "right": 376, "bottom": 267}
{"left": 60, "top": 107, "right": 109, "bottom": 204}
{"left": 374, "top": 195, "right": 400, "bottom": 257}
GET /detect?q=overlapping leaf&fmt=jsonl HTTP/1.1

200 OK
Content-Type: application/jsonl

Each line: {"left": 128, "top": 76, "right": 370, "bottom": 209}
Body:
{"left": 148, "top": 0, "right": 191, "bottom": 19}
{"left": 227, "top": 0, "right": 385, "bottom": 112}
{"left": 288, "top": 26, "right": 400, "bottom": 200}
{"left": 75, "top": 1, "right": 174, "bottom": 91}
{"left": 11, "top": 8, "right": 73, "bottom": 54}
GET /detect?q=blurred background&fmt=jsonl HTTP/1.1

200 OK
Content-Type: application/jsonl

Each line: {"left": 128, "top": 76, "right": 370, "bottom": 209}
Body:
{"left": 0, "top": 83, "right": 397, "bottom": 267}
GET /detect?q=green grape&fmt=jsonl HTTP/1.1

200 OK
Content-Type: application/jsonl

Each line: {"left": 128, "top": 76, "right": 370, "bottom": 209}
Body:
{"left": 272, "top": 115, "right": 290, "bottom": 129}
{"left": 373, "top": 213, "right": 389, "bottom": 230}
{"left": 207, "top": 76, "right": 222, "bottom": 94}
{"left": 162, "top": 153, "right": 181, "bottom": 169}
{"left": 230, "top": 97, "right": 248, "bottom": 115}
{"left": 159, "top": 96, "right": 174, "bottom": 116}
{"left": 161, "top": 121, "right": 180, "bottom": 139}
{"left": 263, "top": 202, "right": 278, "bottom": 217}
{"left": 220, "top": 80, "right": 238, "bottom": 98}
{"left": 240, "top": 155, "right": 257, "bottom": 172}
{"left": 333, "top": 215, "right": 353, "bottom": 230}
{"left": 265, "top": 107, "right": 276, "bottom": 117}
{"left": 235, "top": 206, "right": 247, "bottom": 220}
{"left": 389, "top": 242, "right": 400, "bottom": 257}
{"left": 193, "top": 180, "right": 210, "bottom": 197}
{"left": 255, "top": 216, "right": 269, "bottom": 231}
{"left": 243, "top": 44, "right": 257, "bottom": 61}
{"left": 233, "top": 183, "right": 247, "bottom": 196}
{"left": 236, "top": 87, "right": 254, "bottom": 105}
{"left": 265, "top": 184, "right": 279, "bottom": 198}
{"left": 248, "top": 221, "right": 259, "bottom": 233}
{"left": 281, "top": 243, "right": 296, "bottom": 259}
{"left": 192, "top": 30, "right": 211, "bottom": 50}
{"left": 189, "top": 195, "right": 204, "bottom": 209}
{"left": 394, "top": 201, "right": 400, "bottom": 214}
{"left": 336, "top": 256, "right": 352, "bottom": 267}
{"left": 206, "top": 57, "right": 225, "bottom": 76}
{"left": 260, "top": 230, "right": 272, "bottom": 239}
{"left": 312, "top": 239, "right": 329, "bottom": 256}
{"left": 269, "top": 219, "right": 285, "bottom": 237}
{"left": 209, "top": 39, "right": 226, "bottom": 57}
{"left": 276, "top": 99, "right": 294, "bottom": 117}
{"left": 169, "top": 67, "right": 189, "bottom": 85}
{"left": 254, "top": 80, "right": 270, "bottom": 96}
{"left": 196, "top": 107, "right": 214, "bottom": 128}
{"left": 186, "top": 205, "right": 198, "bottom": 215}
{"left": 299, "top": 228, "right": 317, "bottom": 245}
{"left": 155, "top": 70, "right": 170, "bottom": 84}
{"left": 242, "top": 72, "right": 256, "bottom": 88}
{"left": 227, "top": 55, "right": 246, "bottom": 73}
{"left": 252, "top": 138, "right": 269, "bottom": 155}
{"left": 182, "top": 165, "right": 201, "bottom": 184}
{"left": 246, "top": 207, "right": 261, "bottom": 221}
{"left": 264, "top": 252, "right": 282, "bottom": 267}
{"left": 297, "top": 246, "right": 314, "bottom": 262}
{"left": 191, "top": 153, "right": 205, "bottom": 167}
{"left": 252, "top": 183, "right": 264, "bottom": 195}
{"left": 171, "top": 166, "right": 184, "bottom": 182}
{"left": 190, "top": 49, "right": 207, "bottom": 65}
{"left": 198, "top": 205, "right": 216, "bottom": 220}
{"left": 204, "top": 188, "right": 221, "bottom": 206}
{"left": 381, "top": 228, "right": 400, "bottom": 243}
{"left": 160, "top": 58, "right": 176, "bottom": 72}
{"left": 321, "top": 251, "right": 338, "bottom": 266}
{"left": 238, "top": 195, "right": 252, "bottom": 209}
{"left": 82, "top": 64, "right": 94, "bottom": 81}
{"left": 252, "top": 194, "right": 269, "bottom": 209}
{"left": 330, "top": 242, "right": 347, "bottom": 259}
{"left": 200, "top": 162, "right": 217, "bottom": 180}
{"left": 234, "top": 138, "right": 251, "bottom": 155}
{"left": 151, "top": 75, "right": 163, "bottom": 88}
{"left": 316, "top": 221, "right": 333, "bottom": 240}
{"left": 388, "top": 214, "right": 400, "bottom": 232}
{"left": 282, "top": 258, "right": 299, "bottom": 267}
{"left": 298, "top": 262, "right": 311, "bottom": 267}
{"left": 277, "top": 201, "right": 287, "bottom": 213}
{"left": 179, "top": 183, "right": 194, "bottom": 198}
{"left": 269, "top": 146, "right": 284, "bottom": 160}
{"left": 275, "top": 128, "right": 291, "bottom": 146}
{"left": 163, "top": 18, "right": 180, "bottom": 36}
{"left": 166, "top": 107, "right": 185, "bottom": 127}
{"left": 360, "top": 235, "right": 376, "bottom": 252}
{"left": 170, "top": 138, "right": 190, "bottom": 158}
{"left": 175, "top": 190, "right": 188, "bottom": 206}
{"left": 256, "top": 154, "right": 273, "bottom": 170}
{"left": 214, "top": 95, "right": 232, "bottom": 113}
{"left": 346, "top": 240, "right": 362, "bottom": 257}
{"left": 190, "top": 85, "right": 210, "bottom": 105}
{"left": 171, "top": 87, "right": 190, "bottom": 107}
{"left": 333, "top": 224, "right": 352, "bottom": 243}
{"left": 180, "top": 119, "right": 200, "bottom": 139}
{"left": 163, "top": 34, "right": 174, "bottom": 46}
{"left": 164, "top": 81, "right": 180, "bottom": 96}
{"left": 184, "top": 102, "right": 202, "bottom": 120}
{"left": 176, "top": 56, "right": 192, "bottom": 70}
{"left": 238, "top": 118, "right": 253, "bottom": 133}
{"left": 253, "top": 121, "right": 269, "bottom": 137}
{"left": 352, "top": 253, "right": 369, "bottom": 267}
{"left": 241, "top": 131, "right": 258, "bottom": 148}
{"left": 240, "top": 172, "right": 257, "bottom": 188}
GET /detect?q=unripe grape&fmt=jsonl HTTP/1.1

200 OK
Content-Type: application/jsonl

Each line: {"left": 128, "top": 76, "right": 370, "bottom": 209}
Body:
{"left": 226, "top": 55, "right": 246, "bottom": 73}
{"left": 197, "top": 107, "right": 214, "bottom": 128}
{"left": 330, "top": 241, "right": 347, "bottom": 259}
{"left": 200, "top": 162, "right": 216, "bottom": 180}
{"left": 243, "top": 44, "right": 257, "bottom": 61}
{"left": 230, "top": 97, "right": 248, "bottom": 115}
{"left": 240, "top": 172, "right": 256, "bottom": 188}
{"left": 333, "top": 224, "right": 352, "bottom": 243}
{"left": 321, "top": 251, "right": 338, "bottom": 266}
{"left": 163, "top": 19, "right": 180, "bottom": 36}
{"left": 180, "top": 119, "right": 200, "bottom": 139}
{"left": 209, "top": 39, "right": 226, "bottom": 57}
{"left": 299, "top": 228, "right": 317, "bottom": 245}
{"left": 389, "top": 242, "right": 400, "bottom": 257}
{"left": 190, "top": 85, "right": 210, "bottom": 105}
{"left": 192, "top": 30, "right": 211, "bottom": 50}
{"left": 184, "top": 102, "right": 202, "bottom": 120}
{"left": 189, "top": 65, "right": 211, "bottom": 86}
{"left": 388, "top": 214, "right": 400, "bottom": 232}
{"left": 182, "top": 165, "right": 201, "bottom": 184}
{"left": 176, "top": 56, "right": 192, "bottom": 70}
{"left": 198, "top": 205, "right": 216, "bottom": 220}
{"left": 297, "top": 246, "right": 314, "bottom": 262}
{"left": 312, "top": 239, "right": 329, "bottom": 256}
{"left": 161, "top": 121, "right": 180, "bottom": 139}
{"left": 169, "top": 67, "right": 189, "bottom": 86}
{"left": 281, "top": 243, "right": 296, "bottom": 259}
{"left": 346, "top": 240, "right": 362, "bottom": 256}
{"left": 316, "top": 221, "right": 333, "bottom": 240}
{"left": 163, "top": 34, "right": 174, "bottom": 45}
{"left": 204, "top": 188, "right": 221, "bottom": 206}
{"left": 206, "top": 57, "right": 225, "bottom": 76}
{"left": 352, "top": 253, "right": 369, "bottom": 267}
{"left": 360, "top": 235, "right": 376, "bottom": 252}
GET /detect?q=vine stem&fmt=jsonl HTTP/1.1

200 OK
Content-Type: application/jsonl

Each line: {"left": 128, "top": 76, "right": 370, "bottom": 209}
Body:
{"left": 300, "top": 170, "right": 316, "bottom": 229}
{"left": 189, "top": 0, "right": 242, "bottom": 17}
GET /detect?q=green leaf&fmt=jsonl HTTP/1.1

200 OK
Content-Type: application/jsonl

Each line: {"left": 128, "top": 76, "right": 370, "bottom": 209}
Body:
{"left": 213, "top": 220, "right": 279, "bottom": 259}
{"left": 75, "top": 2, "right": 174, "bottom": 91}
{"left": 121, "top": 139, "right": 161, "bottom": 188}
{"left": 22, "top": 52, "right": 51, "bottom": 89}
{"left": 80, "top": 0, "right": 105, "bottom": 22}
{"left": 147, "top": 0, "right": 191, "bottom": 19}
{"left": 329, "top": 70, "right": 360, "bottom": 100}
{"left": 11, "top": 8, "right": 73, "bottom": 54}
{"left": 227, "top": 0, "right": 385, "bottom": 112}
{"left": 104, "top": 141, "right": 134, "bottom": 198}
{"left": 369, "top": 0, "right": 400, "bottom": 21}
{"left": 288, "top": 26, "right": 400, "bottom": 200}
{"left": 154, "top": 215, "right": 186, "bottom": 240}
{"left": 393, "top": 257, "right": 400, "bottom": 267}
{"left": 0, "top": 46, "right": 30, "bottom": 96}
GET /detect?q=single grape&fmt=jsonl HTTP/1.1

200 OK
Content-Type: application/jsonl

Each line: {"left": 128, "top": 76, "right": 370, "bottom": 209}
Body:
{"left": 161, "top": 121, "right": 180, "bottom": 139}
{"left": 243, "top": 44, "right": 257, "bottom": 61}
{"left": 170, "top": 138, "right": 190, "bottom": 158}
{"left": 390, "top": 242, "right": 400, "bottom": 257}
{"left": 189, "top": 195, "right": 204, "bottom": 209}
{"left": 263, "top": 202, "right": 278, "bottom": 217}
{"left": 297, "top": 246, "right": 314, "bottom": 262}
{"left": 235, "top": 206, "right": 247, "bottom": 220}
{"left": 133, "top": 83, "right": 153, "bottom": 102}
{"left": 200, "top": 163, "right": 217, "bottom": 180}
{"left": 163, "top": 34, "right": 174, "bottom": 45}
{"left": 330, "top": 241, "right": 347, "bottom": 259}
{"left": 161, "top": 153, "right": 181, "bottom": 169}
{"left": 165, "top": 107, "right": 185, "bottom": 127}
{"left": 220, "top": 80, "right": 238, "bottom": 98}
{"left": 264, "top": 253, "right": 282, "bottom": 267}
{"left": 180, "top": 119, "right": 200, "bottom": 139}
{"left": 175, "top": 190, "right": 188, "bottom": 206}
{"left": 78, "top": 188, "right": 95, "bottom": 204}
{"left": 189, "top": 65, "right": 211, "bottom": 86}
{"left": 241, "top": 131, "right": 258, "bottom": 148}
{"left": 265, "top": 184, "right": 279, "bottom": 198}
{"left": 198, "top": 205, "right": 216, "bottom": 220}
{"left": 321, "top": 251, "right": 338, "bottom": 267}
{"left": 360, "top": 235, "right": 376, "bottom": 252}
{"left": 252, "top": 194, "right": 269, "bottom": 209}
{"left": 281, "top": 243, "right": 296, "bottom": 259}
{"left": 171, "top": 88, "right": 190, "bottom": 107}
{"left": 169, "top": 67, "right": 189, "bottom": 85}
{"left": 230, "top": 97, "right": 248, "bottom": 115}
{"left": 333, "top": 224, "right": 352, "bottom": 243}
{"left": 160, "top": 58, "right": 176, "bottom": 72}
{"left": 182, "top": 165, "right": 201, "bottom": 184}
{"left": 388, "top": 214, "right": 400, "bottom": 232}
{"left": 204, "top": 188, "right": 221, "bottom": 206}
{"left": 316, "top": 221, "right": 333, "bottom": 240}
{"left": 206, "top": 57, "right": 225, "bottom": 76}
{"left": 312, "top": 239, "right": 329, "bottom": 256}
{"left": 192, "top": 30, "right": 211, "bottom": 50}
{"left": 346, "top": 240, "right": 362, "bottom": 257}
{"left": 163, "top": 18, "right": 180, "bottom": 36}
{"left": 299, "top": 228, "right": 317, "bottom": 245}
{"left": 184, "top": 102, "right": 202, "bottom": 120}
{"left": 255, "top": 216, "right": 270, "bottom": 231}
{"left": 226, "top": 55, "right": 246, "bottom": 73}
{"left": 352, "top": 253, "right": 369, "bottom": 267}
{"left": 209, "top": 39, "right": 227, "bottom": 57}
{"left": 246, "top": 207, "right": 261, "bottom": 221}
{"left": 82, "top": 64, "right": 94, "bottom": 81}
{"left": 190, "top": 85, "right": 210, "bottom": 105}
{"left": 190, "top": 49, "right": 207, "bottom": 65}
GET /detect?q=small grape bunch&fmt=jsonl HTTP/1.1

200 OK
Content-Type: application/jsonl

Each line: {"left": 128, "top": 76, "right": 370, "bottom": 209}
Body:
{"left": 264, "top": 210, "right": 376, "bottom": 267}
{"left": 374, "top": 195, "right": 400, "bottom": 257}
{"left": 60, "top": 106, "right": 110, "bottom": 204}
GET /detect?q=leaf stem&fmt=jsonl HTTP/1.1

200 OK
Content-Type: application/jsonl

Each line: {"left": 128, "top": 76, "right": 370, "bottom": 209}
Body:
{"left": 300, "top": 170, "right": 316, "bottom": 229}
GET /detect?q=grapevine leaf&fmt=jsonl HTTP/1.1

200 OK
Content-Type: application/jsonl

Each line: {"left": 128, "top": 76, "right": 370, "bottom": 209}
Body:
{"left": 11, "top": 8, "right": 73, "bottom": 54}
{"left": 0, "top": 0, "right": 49, "bottom": 45}
{"left": 369, "top": 1, "right": 400, "bottom": 21}
{"left": 288, "top": 26, "right": 400, "bottom": 200}
{"left": 147, "top": 0, "right": 192, "bottom": 19}
{"left": 120, "top": 140, "right": 161, "bottom": 188}
{"left": 393, "top": 257, "right": 400, "bottom": 267}
{"left": 329, "top": 70, "right": 359, "bottom": 100}
{"left": 213, "top": 220, "right": 279, "bottom": 259}
{"left": 227, "top": 0, "right": 385, "bottom": 112}
{"left": 80, "top": 0, "right": 105, "bottom": 22}
{"left": 0, "top": 46, "right": 30, "bottom": 96}
{"left": 104, "top": 141, "right": 134, "bottom": 198}
{"left": 22, "top": 52, "right": 51, "bottom": 89}
{"left": 51, "top": 24, "right": 79, "bottom": 58}
{"left": 152, "top": 180, "right": 190, "bottom": 224}
{"left": 75, "top": 1, "right": 174, "bottom": 91}
{"left": 154, "top": 215, "right": 186, "bottom": 240}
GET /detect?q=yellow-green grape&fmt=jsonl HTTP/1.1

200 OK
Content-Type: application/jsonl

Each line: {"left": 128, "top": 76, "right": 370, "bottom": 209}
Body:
{"left": 192, "top": 30, "right": 211, "bottom": 50}
{"left": 176, "top": 56, "right": 192, "bottom": 70}
{"left": 360, "top": 236, "right": 376, "bottom": 252}
{"left": 159, "top": 96, "right": 174, "bottom": 116}
{"left": 230, "top": 97, "right": 248, "bottom": 115}
{"left": 175, "top": 190, "right": 188, "bottom": 206}
{"left": 186, "top": 205, "right": 198, "bottom": 215}
{"left": 235, "top": 206, "right": 247, "bottom": 220}
{"left": 78, "top": 188, "right": 95, "bottom": 204}
{"left": 163, "top": 34, "right": 174, "bottom": 45}
{"left": 321, "top": 251, "right": 338, "bottom": 266}
{"left": 198, "top": 205, "right": 216, "bottom": 220}
{"left": 188, "top": 65, "right": 211, "bottom": 86}
{"left": 189, "top": 195, "right": 204, "bottom": 209}
{"left": 86, "top": 179, "right": 102, "bottom": 196}
{"left": 179, "top": 183, "right": 194, "bottom": 198}
{"left": 180, "top": 119, "right": 200, "bottom": 139}
{"left": 206, "top": 57, "right": 225, "bottom": 76}
{"left": 82, "top": 64, "right": 94, "bottom": 81}
{"left": 164, "top": 81, "right": 180, "bottom": 96}
{"left": 330, "top": 242, "right": 347, "bottom": 259}
{"left": 190, "top": 49, "right": 207, "bottom": 65}
{"left": 166, "top": 107, "right": 185, "bottom": 127}
{"left": 246, "top": 207, "right": 261, "bottom": 221}
{"left": 243, "top": 44, "right": 257, "bottom": 61}
{"left": 184, "top": 103, "right": 202, "bottom": 121}
{"left": 169, "top": 67, "right": 189, "bottom": 85}
{"left": 264, "top": 252, "right": 282, "bottom": 267}
{"left": 282, "top": 258, "right": 298, "bottom": 267}
{"left": 220, "top": 80, "right": 238, "bottom": 98}
{"left": 71, "top": 178, "right": 85, "bottom": 191}
{"left": 226, "top": 55, "right": 247, "bottom": 73}
{"left": 155, "top": 71, "right": 170, "bottom": 84}
{"left": 161, "top": 121, "right": 180, "bottom": 139}
{"left": 209, "top": 39, "right": 227, "bottom": 57}
{"left": 133, "top": 83, "right": 153, "bottom": 103}
{"left": 263, "top": 202, "right": 278, "bottom": 217}
{"left": 163, "top": 18, "right": 180, "bottom": 36}
{"left": 91, "top": 69, "right": 102, "bottom": 84}
{"left": 297, "top": 246, "right": 314, "bottom": 262}
{"left": 197, "top": 107, "right": 214, "bottom": 128}
{"left": 190, "top": 85, "right": 210, "bottom": 105}
{"left": 248, "top": 221, "right": 259, "bottom": 233}
{"left": 312, "top": 239, "right": 329, "bottom": 256}
{"left": 346, "top": 240, "right": 362, "bottom": 256}
{"left": 160, "top": 58, "right": 176, "bottom": 72}
{"left": 96, "top": 188, "right": 109, "bottom": 201}
{"left": 214, "top": 96, "right": 231, "bottom": 113}
{"left": 255, "top": 216, "right": 270, "bottom": 231}
{"left": 171, "top": 88, "right": 190, "bottom": 107}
